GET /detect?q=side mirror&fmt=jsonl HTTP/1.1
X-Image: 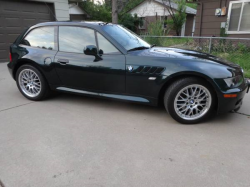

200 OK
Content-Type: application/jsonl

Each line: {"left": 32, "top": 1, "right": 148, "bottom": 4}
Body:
{"left": 84, "top": 45, "right": 103, "bottom": 62}
{"left": 84, "top": 45, "right": 98, "bottom": 56}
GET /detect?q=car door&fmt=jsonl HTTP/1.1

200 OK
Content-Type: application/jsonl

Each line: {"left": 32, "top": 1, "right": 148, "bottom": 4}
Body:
{"left": 54, "top": 26, "right": 126, "bottom": 93}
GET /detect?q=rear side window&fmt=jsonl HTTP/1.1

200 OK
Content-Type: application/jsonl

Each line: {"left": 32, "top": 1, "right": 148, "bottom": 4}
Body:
{"left": 21, "top": 27, "right": 56, "bottom": 50}
{"left": 59, "top": 26, "right": 96, "bottom": 53}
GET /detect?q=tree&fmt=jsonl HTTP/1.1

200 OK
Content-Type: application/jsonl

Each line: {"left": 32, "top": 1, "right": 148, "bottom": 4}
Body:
{"left": 105, "top": 0, "right": 130, "bottom": 13}
{"left": 164, "top": 0, "right": 187, "bottom": 36}
{"left": 112, "top": 0, "right": 118, "bottom": 23}
{"left": 118, "top": 13, "right": 142, "bottom": 32}
{"left": 119, "top": 0, "right": 144, "bottom": 15}
{"left": 79, "top": 0, "right": 112, "bottom": 22}
{"left": 78, "top": 0, "right": 142, "bottom": 31}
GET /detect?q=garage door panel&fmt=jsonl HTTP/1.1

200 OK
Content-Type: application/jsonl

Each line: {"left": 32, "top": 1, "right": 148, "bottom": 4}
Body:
{"left": 0, "top": 1, "right": 20, "bottom": 13}
{"left": 0, "top": 44, "right": 8, "bottom": 51}
{"left": 37, "top": 5, "right": 52, "bottom": 14}
{"left": 0, "top": 30, "right": 23, "bottom": 46}
{"left": 7, "top": 33, "right": 21, "bottom": 44}
{"left": 21, "top": 2, "right": 40, "bottom": 13}
{"left": 0, "top": 17, "right": 3, "bottom": 29}
{"left": 23, "top": 18, "right": 38, "bottom": 28}
{"left": 0, "top": 49, "right": 8, "bottom": 62}
{"left": 5, "top": 17, "right": 22, "bottom": 28}
{"left": 0, "top": 32, "right": 8, "bottom": 43}
{"left": 0, "top": 34, "right": 4, "bottom": 43}
{"left": 0, "top": 0, "right": 55, "bottom": 62}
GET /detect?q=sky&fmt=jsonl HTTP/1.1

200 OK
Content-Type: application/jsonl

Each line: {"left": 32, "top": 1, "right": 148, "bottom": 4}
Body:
{"left": 93, "top": 0, "right": 104, "bottom": 4}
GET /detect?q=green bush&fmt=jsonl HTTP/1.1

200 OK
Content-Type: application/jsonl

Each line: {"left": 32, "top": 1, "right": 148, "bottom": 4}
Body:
{"left": 237, "top": 43, "right": 249, "bottom": 53}
{"left": 145, "top": 20, "right": 165, "bottom": 46}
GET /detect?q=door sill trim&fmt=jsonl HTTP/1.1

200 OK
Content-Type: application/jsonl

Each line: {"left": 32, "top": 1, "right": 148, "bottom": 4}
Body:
{"left": 56, "top": 87, "right": 150, "bottom": 103}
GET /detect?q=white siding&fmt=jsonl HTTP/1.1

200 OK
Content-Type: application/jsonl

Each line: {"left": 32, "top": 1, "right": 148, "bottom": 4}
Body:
{"left": 129, "top": 0, "right": 172, "bottom": 17}
{"left": 29, "top": 0, "right": 70, "bottom": 21}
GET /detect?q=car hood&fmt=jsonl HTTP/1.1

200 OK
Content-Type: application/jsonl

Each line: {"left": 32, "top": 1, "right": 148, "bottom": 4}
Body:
{"left": 131, "top": 47, "right": 241, "bottom": 69}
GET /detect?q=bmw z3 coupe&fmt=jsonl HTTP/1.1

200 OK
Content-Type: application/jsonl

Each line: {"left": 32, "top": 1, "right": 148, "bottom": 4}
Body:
{"left": 7, "top": 22, "right": 250, "bottom": 124}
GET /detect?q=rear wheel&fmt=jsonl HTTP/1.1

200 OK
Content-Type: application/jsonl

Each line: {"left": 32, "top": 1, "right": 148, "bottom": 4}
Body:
{"left": 164, "top": 77, "right": 215, "bottom": 124}
{"left": 16, "top": 64, "right": 51, "bottom": 101}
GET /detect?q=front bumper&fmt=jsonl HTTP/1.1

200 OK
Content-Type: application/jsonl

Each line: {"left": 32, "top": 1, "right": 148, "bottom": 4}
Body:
{"left": 217, "top": 79, "right": 250, "bottom": 113}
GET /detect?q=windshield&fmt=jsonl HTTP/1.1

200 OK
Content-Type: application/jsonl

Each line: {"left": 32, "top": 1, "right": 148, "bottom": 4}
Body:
{"left": 102, "top": 25, "right": 151, "bottom": 51}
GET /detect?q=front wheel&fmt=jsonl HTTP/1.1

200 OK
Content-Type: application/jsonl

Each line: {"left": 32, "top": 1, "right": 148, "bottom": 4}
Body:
{"left": 164, "top": 77, "right": 216, "bottom": 124}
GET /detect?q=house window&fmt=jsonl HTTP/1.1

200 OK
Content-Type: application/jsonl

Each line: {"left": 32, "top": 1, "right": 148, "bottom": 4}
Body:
{"left": 160, "top": 16, "right": 167, "bottom": 29}
{"left": 227, "top": 0, "right": 250, "bottom": 34}
{"left": 139, "top": 17, "right": 146, "bottom": 29}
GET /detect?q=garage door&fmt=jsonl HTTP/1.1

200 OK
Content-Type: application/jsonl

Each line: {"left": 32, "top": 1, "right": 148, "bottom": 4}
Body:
{"left": 0, "top": 0, "right": 55, "bottom": 62}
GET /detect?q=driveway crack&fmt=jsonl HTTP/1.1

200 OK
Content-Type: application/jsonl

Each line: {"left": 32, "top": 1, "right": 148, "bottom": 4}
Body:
{"left": 0, "top": 102, "right": 34, "bottom": 113}
{"left": 234, "top": 112, "right": 250, "bottom": 117}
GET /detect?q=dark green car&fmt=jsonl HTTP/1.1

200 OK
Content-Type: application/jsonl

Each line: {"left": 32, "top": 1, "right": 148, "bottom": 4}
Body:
{"left": 7, "top": 22, "right": 250, "bottom": 124}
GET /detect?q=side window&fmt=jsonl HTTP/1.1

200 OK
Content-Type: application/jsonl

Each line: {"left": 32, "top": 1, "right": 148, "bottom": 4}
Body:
{"left": 97, "top": 33, "right": 119, "bottom": 54}
{"left": 59, "top": 26, "right": 96, "bottom": 53}
{"left": 21, "top": 27, "right": 56, "bottom": 50}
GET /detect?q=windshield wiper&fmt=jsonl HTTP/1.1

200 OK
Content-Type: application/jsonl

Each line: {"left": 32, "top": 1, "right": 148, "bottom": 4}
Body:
{"left": 151, "top": 44, "right": 156, "bottom": 48}
{"left": 128, "top": 46, "right": 149, "bottom": 52}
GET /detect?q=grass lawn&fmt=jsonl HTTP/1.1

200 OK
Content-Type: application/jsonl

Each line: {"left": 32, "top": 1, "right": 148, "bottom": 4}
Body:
{"left": 212, "top": 53, "right": 250, "bottom": 78}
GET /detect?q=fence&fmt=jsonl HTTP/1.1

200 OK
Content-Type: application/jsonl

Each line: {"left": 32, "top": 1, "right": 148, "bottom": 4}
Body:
{"left": 141, "top": 36, "right": 250, "bottom": 77}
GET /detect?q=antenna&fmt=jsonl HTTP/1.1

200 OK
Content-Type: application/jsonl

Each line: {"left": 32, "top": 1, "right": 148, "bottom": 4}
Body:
{"left": 44, "top": 2, "right": 58, "bottom": 21}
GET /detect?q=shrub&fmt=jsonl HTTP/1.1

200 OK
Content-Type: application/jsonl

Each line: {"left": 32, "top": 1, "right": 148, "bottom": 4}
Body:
{"left": 145, "top": 20, "right": 165, "bottom": 46}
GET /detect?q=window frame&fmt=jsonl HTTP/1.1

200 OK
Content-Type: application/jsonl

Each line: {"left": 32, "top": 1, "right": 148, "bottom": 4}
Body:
{"left": 20, "top": 26, "right": 58, "bottom": 51}
{"left": 226, "top": 0, "right": 250, "bottom": 34}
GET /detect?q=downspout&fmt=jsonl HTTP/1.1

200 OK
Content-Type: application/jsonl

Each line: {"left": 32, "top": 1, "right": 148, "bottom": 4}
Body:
{"left": 199, "top": 2, "right": 203, "bottom": 37}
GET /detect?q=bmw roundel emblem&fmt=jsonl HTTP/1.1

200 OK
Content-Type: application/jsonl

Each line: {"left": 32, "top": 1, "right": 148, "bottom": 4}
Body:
{"left": 128, "top": 66, "right": 133, "bottom": 72}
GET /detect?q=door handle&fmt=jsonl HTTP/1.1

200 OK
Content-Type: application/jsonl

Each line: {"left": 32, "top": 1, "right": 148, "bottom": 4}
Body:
{"left": 57, "top": 59, "right": 69, "bottom": 65}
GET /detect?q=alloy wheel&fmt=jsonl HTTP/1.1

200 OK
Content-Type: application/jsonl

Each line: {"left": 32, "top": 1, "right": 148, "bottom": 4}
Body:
{"left": 174, "top": 84, "right": 212, "bottom": 120}
{"left": 18, "top": 69, "right": 42, "bottom": 98}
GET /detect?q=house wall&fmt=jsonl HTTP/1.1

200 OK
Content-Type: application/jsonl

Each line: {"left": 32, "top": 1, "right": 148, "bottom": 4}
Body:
{"left": 194, "top": 0, "right": 250, "bottom": 37}
{"left": 129, "top": 0, "right": 171, "bottom": 17}
{"left": 139, "top": 15, "right": 194, "bottom": 36}
{"left": 31, "top": 0, "right": 70, "bottom": 21}
{"left": 70, "top": 14, "right": 87, "bottom": 21}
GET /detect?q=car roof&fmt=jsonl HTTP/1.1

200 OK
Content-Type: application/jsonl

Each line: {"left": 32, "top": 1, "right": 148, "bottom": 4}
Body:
{"left": 33, "top": 21, "right": 114, "bottom": 29}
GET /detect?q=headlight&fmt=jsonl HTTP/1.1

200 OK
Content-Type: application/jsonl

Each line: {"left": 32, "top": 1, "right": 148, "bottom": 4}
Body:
{"left": 224, "top": 75, "right": 243, "bottom": 88}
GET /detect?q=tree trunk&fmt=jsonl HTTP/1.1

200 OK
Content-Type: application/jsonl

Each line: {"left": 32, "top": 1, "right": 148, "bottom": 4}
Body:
{"left": 112, "top": 0, "right": 118, "bottom": 24}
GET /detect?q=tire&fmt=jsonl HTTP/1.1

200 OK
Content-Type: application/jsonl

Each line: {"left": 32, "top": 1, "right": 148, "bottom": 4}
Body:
{"left": 16, "top": 64, "right": 51, "bottom": 101}
{"left": 164, "top": 77, "right": 216, "bottom": 124}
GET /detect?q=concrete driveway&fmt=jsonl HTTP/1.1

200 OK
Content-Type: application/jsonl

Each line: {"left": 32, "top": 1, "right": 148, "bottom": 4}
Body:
{"left": 0, "top": 62, "right": 250, "bottom": 187}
